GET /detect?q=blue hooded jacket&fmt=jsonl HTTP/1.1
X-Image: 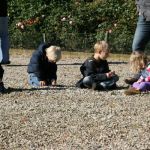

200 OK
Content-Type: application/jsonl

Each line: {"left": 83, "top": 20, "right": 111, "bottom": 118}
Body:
{"left": 27, "top": 43, "right": 57, "bottom": 81}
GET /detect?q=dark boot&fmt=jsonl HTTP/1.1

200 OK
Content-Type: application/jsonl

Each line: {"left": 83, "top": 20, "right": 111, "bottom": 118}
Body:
{"left": 0, "top": 82, "right": 6, "bottom": 93}
{"left": 124, "top": 78, "right": 138, "bottom": 85}
{"left": 124, "top": 87, "right": 141, "bottom": 95}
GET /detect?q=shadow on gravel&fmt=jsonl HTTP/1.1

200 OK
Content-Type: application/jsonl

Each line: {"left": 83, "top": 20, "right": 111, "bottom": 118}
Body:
{"left": 4, "top": 85, "right": 68, "bottom": 93}
{"left": 5, "top": 62, "right": 127, "bottom": 67}
{"left": 59, "top": 62, "right": 128, "bottom": 65}
{"left": 108, "top": 61, "right": 128, "bottom": 64}
{"left": 6, "top": 64, "right": 27, "bottom": 67}
{"left": 1, "top": 85, "right": 127, "bottom": 94}
{"left": 114, "top": 86, "right": 128, "bottom": 90}
{"left": 58, "top": 63, "right": 82, "bottom": 65}
{"left": 92, "top": 86, "right": 128, "bottom": 92}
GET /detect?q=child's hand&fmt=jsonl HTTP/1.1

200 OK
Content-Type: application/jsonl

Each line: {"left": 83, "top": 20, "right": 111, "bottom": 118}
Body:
{"left": 51, "top": 80, "right": 56, "bottom": 86}
{"left": 137, "top": 78, "right": 143, "bottom": 83}
{"left": 145, "top": 78, "right": 149, "bottom": 82}
{"left": 40, "top": 81, "right": 46, "bottom": 86}
{"left": 106, "top": 71, "right": 115, "bottom": 78}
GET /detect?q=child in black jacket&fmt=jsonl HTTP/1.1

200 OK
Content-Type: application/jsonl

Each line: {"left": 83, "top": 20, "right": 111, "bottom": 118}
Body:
{"left": 27, "top": 43, "right": 61, "bottom": 87}
{"left": 76, "top": 41, "right": 119, "bottom": 90}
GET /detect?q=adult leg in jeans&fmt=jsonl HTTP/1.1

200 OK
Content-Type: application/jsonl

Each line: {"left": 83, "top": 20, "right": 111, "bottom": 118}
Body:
{"left": 132, "top": 16, "right": 150, "bottom": 53}
{"left": 0, "top": 17, "right": 10, "bottom": 64}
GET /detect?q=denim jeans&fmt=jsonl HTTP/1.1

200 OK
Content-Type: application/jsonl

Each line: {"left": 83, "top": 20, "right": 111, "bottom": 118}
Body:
{"left": 132, "top": 15, "right": 150, "bottom": 52}
{"left": 0, "top": 17, "right": 9, "bottom": 63}
{"left": 28, "top": 73, "right": 52, "bottom": 87}
{"left": 28, "top": 73, "right": 41, "bottom": 87}
{"left": 82, "top": 75, "right": 119, "bottom": 89}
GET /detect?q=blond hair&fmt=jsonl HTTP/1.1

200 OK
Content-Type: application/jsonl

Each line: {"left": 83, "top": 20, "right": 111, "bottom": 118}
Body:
{"left": 46, "top": 46, "right": 61, "bottom": 62}
{"left": 94, "top": 41, "right": 109, "bottom": 53}
{"left": 129, "top": 52, "right": 148, "bottom": 73}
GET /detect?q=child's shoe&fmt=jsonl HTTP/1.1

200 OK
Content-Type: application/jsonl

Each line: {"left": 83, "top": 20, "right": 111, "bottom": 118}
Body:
{"left": 124, "top": 78, "right": 137, "bottom": 85}
{"left": 0, "top": 82, "right": 6, "bottom": 93}
{"left": 124, "top": 87, "right": 141, "bottom": 95}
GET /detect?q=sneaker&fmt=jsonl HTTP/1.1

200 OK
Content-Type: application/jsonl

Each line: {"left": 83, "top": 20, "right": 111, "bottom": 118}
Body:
{"left": 124, "top": 87, "right": 141, "bottom": 95}
{"left": 0, "top": 82, "right": 6, "bottom": 93}
{"left": 124, "top": 78, "right": 137, "bottom": 85}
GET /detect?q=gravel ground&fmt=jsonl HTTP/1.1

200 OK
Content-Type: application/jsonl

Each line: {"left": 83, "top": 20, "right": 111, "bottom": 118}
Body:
{"left": 0, "top": 55, "right": 150, "bottom": 150}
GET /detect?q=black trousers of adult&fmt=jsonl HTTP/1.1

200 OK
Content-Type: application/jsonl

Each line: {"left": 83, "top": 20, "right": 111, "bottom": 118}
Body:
{"left": 0, "top": 64, "right": 4, "bottom": 80}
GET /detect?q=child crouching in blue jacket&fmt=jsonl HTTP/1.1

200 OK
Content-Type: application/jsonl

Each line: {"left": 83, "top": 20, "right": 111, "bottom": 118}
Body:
{"left": 27, "top": 43, "right": 61, "bottom": 87}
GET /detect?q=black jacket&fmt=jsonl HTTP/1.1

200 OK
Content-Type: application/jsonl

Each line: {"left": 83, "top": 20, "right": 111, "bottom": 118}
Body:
{"left": 0, "top": 0, "right": 7, "bottom": 17}
{"left": 27, "top": 43, "right": 57, "bottom": 81}
{"left": 80, "top": 56, "right": 110, "bottom": 81}
{"left": 136, "top": 0, "right": 150, "bottom": 21}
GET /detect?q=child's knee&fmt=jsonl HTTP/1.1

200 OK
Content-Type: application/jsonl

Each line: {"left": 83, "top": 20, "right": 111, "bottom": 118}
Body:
{"left": 83, "top": 76, "right": 93, "bottom": 88}
{"left": 28, "top": 74, "right": 40, "bottom": 87}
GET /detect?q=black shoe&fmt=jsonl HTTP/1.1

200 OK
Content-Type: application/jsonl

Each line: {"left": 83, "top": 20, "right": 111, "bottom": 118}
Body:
{"left": 108, "top": 83, "right": 118, "bottom": 90}
{"left": 1, "top": 60, "right": 11, "bottom": 65}
{"left": 0, "top": 82, "right": 6, "bottom": 93}
{"left": 124, "top": 78, "right": 137, "bottom": 85}
{"left": 124, "top": 87, "right": 141, "bottom": 95}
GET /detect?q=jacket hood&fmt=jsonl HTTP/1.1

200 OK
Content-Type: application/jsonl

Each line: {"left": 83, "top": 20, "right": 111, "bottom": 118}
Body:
{"left": 37, "top": 42, "right": 51, "bottom": 54}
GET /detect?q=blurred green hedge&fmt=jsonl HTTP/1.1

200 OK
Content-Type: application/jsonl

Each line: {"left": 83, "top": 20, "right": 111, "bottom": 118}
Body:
{"left": 9, "top": 0, "right": 150, "bottom": 53}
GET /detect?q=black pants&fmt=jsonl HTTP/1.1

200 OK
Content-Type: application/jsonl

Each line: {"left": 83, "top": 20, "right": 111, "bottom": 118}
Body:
{"left": 0, "top": 64, "right": 4, "bottom": 80}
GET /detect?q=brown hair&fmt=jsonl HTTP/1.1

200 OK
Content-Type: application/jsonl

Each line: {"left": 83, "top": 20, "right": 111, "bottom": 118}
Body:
{"left": 129, "top": 52, "right": 148, "bottom": 73}
{"left": 94, "top": 41, "right": 109, "bottom": 53}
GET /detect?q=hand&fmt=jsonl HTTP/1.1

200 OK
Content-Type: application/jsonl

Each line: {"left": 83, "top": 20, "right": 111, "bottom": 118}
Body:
{"left": 137, "top": 78, "right": 143, "bottom": 83}
{"left": 40, "top": 81, "right": 46, "bottom": 86}
{"left": 51, "top": 80, "right": 56, "bottom": 86}
{"left": 106, "top": 71, "right": 115, "bottom": 78}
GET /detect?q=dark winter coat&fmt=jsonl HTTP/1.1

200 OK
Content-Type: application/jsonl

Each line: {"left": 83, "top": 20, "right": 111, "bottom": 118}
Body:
{"left": 136, "top": 0, "right": 150, "bottom": 21}
{"left": 27, "top": 43, "right": 57, "bottom": 81}
{"left": 80, "top": 56, "right": 110, "bottom": 81}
